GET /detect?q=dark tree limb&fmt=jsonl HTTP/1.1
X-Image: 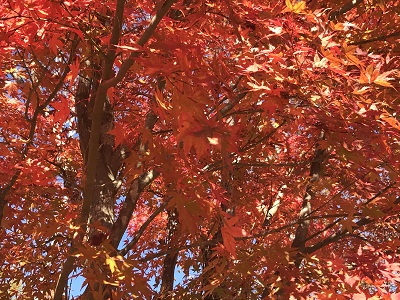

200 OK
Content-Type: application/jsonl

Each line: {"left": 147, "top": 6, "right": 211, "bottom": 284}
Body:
{"left": 110, "top": 77, "right": 165, "bottom": 249}
{"left": 305, "top": 184, "right": 398, "bottom": 254}
{"left": 328, "top": 0, "right": 364, "bottom": 21}
{"left": 110, "top": 170, "right": 160, "bottom": 249}
{"left": 53, "top": 0, "right": 175, "bottom": 298}
{"left": 119, "top": 197, "right": 170, "bottom": 256}
{"left": 262, "top": 132, "right": 326, "bottom": 298}
{"left": 350, "top": 30, "right": 400, "bottom": 45}
{"left": 291, "top": 146, "right": 326, "bottom": 257}
{"left": 103, "top": 0, "right": 177, "bottom": 89}
{"left": 158, "top": 208, "right": 180, "bottom": 299}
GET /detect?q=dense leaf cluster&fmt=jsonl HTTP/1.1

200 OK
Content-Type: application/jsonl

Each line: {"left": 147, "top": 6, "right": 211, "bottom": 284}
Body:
{"left": 0, "top": 0, "right": 399, "bottom": 299}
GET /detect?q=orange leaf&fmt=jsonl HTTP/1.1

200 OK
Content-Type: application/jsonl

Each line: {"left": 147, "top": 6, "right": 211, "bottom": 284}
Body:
{"left": 108, "top": 123, "right": 125, "bottom": 147}
{"left": 380, "top": 113, "right": 400, "bottom": 130}
{"left": 52, "top": 96, "right": 70, "bottom": 124}
{"left": 49, "top": 35, "right": 64, "bottom": 55}
{"left": 68, "top": 58, "right": 80, "bottom": 86}
{"left": 221, "top": 226, "right": 237, "bottom": 258}
{"left": 374, "top": 79, "right": 393, "bottom": 87}
{"left": 373, "top": 70, "right": 397, "bottom": 87}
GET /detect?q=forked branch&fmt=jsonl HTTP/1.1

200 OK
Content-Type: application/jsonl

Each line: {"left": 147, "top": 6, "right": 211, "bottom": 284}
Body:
{"left": 53, "top": 1, "right": 176, "bottom": 298}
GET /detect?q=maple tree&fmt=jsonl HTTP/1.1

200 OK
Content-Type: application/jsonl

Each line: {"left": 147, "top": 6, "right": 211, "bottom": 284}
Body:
{"left": 1, "top": 0, "right": 400, "bottom": 299}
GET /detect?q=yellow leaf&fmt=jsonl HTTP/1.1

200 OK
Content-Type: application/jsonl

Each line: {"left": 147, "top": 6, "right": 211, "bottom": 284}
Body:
{"left": 373, "top": 70, "right": 397, "bottom": 87}
{"left": 293, "top": 1, "right": 306, "bottom": 13}
{"left": 377, "top": 0, "right": 385, "bottom": 11}
{"left": 106, "top": 257, "right": 118, "bottom": 274}
{"left": 154, "top": 88, "right": 171, "bottom": 110}
{"left": 321, "top": 47, "right": 342, "bottom": 65}
{"left": 285, "top": 0, "right": 293, "bottom": 10}
{"left": 374, "top": 79, "right": 393, "bottom": 87}
{"left": 359, "top": 71, "right": 370, "bottom": 84}
{"left": 333, "top": 23, "right": 344, "bottom": 31}
{"left": 346, "top": 54, "right": 363, "bottom": 66}
{"left": 103, "top": 280, "right": 120, "bottom": 287}
{"left": 285, "top": 0, "right": 306, "bottom": 14}
{"left": 366, "top": 64, "right": 374, "bottom": 75}
{"left": 342, "top": 43, "right": 357, "bottom": 54}
{"left": 246, "top": 63, "right": 259, "bottom": 72}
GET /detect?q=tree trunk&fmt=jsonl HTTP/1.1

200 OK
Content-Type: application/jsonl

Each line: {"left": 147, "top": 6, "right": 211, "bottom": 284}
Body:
{"left": 202, "top": 161, "right": 235, "bottom": 299}
{"left": 75, "top": 56, "right": 122, "bottom": 299}
{"left": 291, "top": 132, "right": 326, "bottom": 262}
{"left": 158, "top": 208, "right": 179, "bottom": 299}
{"left": 262, "top": 132, "right": 326, "bottom": 298}
{"left": 76, "top": 57, "right": 122, "bottom": 241}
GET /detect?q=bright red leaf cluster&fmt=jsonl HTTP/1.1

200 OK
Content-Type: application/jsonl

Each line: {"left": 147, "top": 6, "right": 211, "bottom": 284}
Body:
{"left": 1, "top": 0, "right": 399, "bottom": 299}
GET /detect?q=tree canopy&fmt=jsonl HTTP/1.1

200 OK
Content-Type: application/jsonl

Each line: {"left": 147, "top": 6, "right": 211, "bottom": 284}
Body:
{"left": 1, "top": 0, "right": 399, "bottom": 299}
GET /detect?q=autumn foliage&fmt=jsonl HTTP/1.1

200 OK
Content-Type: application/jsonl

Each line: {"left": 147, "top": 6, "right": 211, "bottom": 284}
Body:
{"left": 1, "top": 0, "right": 400, "bottom": 299}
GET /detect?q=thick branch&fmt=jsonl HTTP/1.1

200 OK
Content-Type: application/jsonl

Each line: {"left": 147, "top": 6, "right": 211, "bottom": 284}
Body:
{"left": 119, "top": 198, "right": 170, "bottom": 256}
{"left": 304, "top": 218, "right": 368, "bottom": 254}
{"left": 103, "top": 0, "right": 177, "bottom": 88}
{"left": 291, "top": 138, "right": 326, "bottom": 255}
{"left": 239, "top": 119, "right": 287, "bottom": 153}
{"left": 79, "top": 0, "right": 126, "bottom": 231}
{"left": 263, "top": 185, "right": 287, "bottom": 227}
{"left": 54, "top": 1, "right": 175, "bottom": 298}
{"left": 139, "top": 240, "right": 217, "bottom": 262}
{"left": 203, "top": 120, "right": 288, "bottom": 173}
{"left": 158, "top": 208, "right": 179, "bottom": 299}
{"left": 110, "top": 170, "right": 160, "bottom": 248}
{"left": 0, "top": 172, "right": 19, "bottom": 226}
{"left": 110, "top": 79, "right": 164, "bottom": 249}
{"left": 202, "top": 133, "right": 236, "bottom": 300}
{"left": 349, "top": 30, "right": 400, "bottom": 45}
{"left": 328, "top": 0, "right": 364, "bottom": 21}
{"left": 305, "top": 185, "right": 398, "bottom": 254}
